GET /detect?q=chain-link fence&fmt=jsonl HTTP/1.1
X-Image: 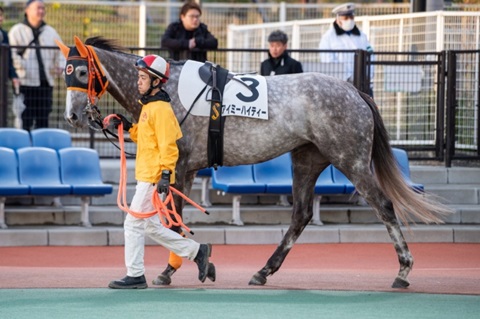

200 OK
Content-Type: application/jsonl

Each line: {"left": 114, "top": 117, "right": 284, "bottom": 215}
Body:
{"left": 0, "top": 0, "right": 447, "bottom": 49}
{"left": 2, "top": 1, "right": 478, "bottom": 49}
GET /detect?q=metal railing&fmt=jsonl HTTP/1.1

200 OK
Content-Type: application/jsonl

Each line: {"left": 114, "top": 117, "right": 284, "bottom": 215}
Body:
{"left": 227, "top": 10, "right": 480, "bottom": 54}
{"left": 1, "top": 45, "right": 480, "bottom": 166}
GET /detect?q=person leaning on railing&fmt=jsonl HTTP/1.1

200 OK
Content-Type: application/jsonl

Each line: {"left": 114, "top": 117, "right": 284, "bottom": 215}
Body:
{"left": 161, "top": 1, "right": 218, "bottom": 63}
{"left": 260, "top": 30, "right": 303, "bottom": 76}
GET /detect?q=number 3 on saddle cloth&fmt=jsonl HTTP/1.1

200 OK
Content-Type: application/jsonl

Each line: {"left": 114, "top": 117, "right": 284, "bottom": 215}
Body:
{"left": 177, "top": 60, "right": 269, "bottom": 168}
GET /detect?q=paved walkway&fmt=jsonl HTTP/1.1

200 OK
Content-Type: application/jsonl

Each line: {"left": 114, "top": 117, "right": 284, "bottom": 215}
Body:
{"left": 1, "top": 243, "right": 479, "bottom": 319}
{"left": 1, "top": 243, "right": 479, "bottom": 295}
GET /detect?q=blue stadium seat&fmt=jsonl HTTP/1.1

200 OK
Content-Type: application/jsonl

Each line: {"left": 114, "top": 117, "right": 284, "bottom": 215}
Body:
{"left": 392, "top": 148, "right": 424, "bottom": 192}
{"left": 315, "top": 165, "right": 347, "bottom": 194}
{"left": 30, "top": 128, "right": 72, "bottom": 150}
{"left": 17, "top": 147, "right": 71, "bottom": 196}
{"left": 312, "top": 165, "right": 349, "bottom": 225}
{"left": 58, "top": 147, "right": 113, "bottom": 195}
{"left": 211, "top": 165, "right": 265, "bottom": 194}
{"left": 211, "top": 164, "right": 265, "bottom": 225}
{"left": 0, "top": 128, "right": 31, "bottom": 150}
{"left": 196, "top": 168, "right": 212, "bottom": 177}
{"left": 331, "top": 166, "right": 356, "bottom": 194}
{"left": 0, "top": 147, "right": 30, "bottom": 229}
{"left": 0, "top": 147, "right": 30, "bottom": 196}
{"left": 253, "top": 153, "right": 292, "bottom": 194}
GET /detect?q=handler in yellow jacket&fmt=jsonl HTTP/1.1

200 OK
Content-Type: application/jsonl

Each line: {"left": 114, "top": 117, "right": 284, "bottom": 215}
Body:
{"left": 108, "top": 55, "right": 215, "bottom": 289}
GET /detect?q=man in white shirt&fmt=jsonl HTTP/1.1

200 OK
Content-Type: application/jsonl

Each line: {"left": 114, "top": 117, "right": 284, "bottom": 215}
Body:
{"left": 319, "top": 3, "right": 373, "bottom": 94}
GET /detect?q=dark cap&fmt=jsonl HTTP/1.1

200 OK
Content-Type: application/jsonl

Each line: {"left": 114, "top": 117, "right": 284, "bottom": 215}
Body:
{"left": 268, "top": 30, "right": 288, "bottom": 44}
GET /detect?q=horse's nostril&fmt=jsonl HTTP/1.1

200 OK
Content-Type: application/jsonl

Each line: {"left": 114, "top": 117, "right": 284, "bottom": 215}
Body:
{"left": 70, "top": 113, "right": 78, "bottom": 121}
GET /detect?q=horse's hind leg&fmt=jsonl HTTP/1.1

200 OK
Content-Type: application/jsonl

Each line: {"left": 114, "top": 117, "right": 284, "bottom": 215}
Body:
{"left": 249, "top": 146, "right": 327, "bottom": 285}
{"left": 349, "top": 172, "right": 413, "bottom": 288}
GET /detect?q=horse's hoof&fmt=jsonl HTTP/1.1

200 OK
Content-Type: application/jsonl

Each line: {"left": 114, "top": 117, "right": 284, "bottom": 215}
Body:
{"left": 391, "top": 277, "right": 410, "bottom": 289}
{"left": 152, "top": 274, "right": 171, "bottom": 286}
{"left": 249, "top": 273, "right": 267, "bottom": 286}
{"left": 152, "top": 264, "right": 176, "bottom": 286}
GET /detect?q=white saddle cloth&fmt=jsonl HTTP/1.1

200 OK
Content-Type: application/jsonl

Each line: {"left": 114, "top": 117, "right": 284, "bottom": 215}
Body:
{"left": 178, "top": 60, "right": 268, "bottom": 120}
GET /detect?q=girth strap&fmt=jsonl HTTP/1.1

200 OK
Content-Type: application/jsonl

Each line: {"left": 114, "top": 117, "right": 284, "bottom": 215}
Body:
{"left": 206, "top": 63, "right": 229, "bottom": 168}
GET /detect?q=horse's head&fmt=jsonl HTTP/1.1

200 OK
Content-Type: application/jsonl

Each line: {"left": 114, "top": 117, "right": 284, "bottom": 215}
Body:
{"left": 56, "top": 36, "right": 109, "bottom": 129}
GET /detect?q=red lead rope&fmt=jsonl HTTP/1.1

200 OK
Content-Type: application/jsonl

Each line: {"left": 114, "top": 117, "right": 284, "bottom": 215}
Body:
{"left": 103, "top": 114, "right": 209, "bottom": 235}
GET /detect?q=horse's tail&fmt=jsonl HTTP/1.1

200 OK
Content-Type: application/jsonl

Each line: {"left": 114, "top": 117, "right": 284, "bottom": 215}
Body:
{"left": 360, "top": 92, "right": 452, "bottom": 225}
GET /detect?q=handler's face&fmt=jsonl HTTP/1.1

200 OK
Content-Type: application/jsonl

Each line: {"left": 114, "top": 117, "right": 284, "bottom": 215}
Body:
{"left": 137, "top": 70, "right": 151, "bottom": 95}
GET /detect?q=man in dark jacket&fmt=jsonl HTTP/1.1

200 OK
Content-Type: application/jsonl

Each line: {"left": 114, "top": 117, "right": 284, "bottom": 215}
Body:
{"left": 260, "top": 30, "right": 303, "bottom": 76}
{"left": 161, "top": 2, "right": 218, "bottom": 62}
{"left": 0, "top": 6, "right": 19, "bottom": 89}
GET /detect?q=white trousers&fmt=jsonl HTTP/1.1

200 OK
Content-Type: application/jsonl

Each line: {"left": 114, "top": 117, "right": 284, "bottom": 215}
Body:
{"left": 124, "top": 181, "right": 200, "bottom": 277}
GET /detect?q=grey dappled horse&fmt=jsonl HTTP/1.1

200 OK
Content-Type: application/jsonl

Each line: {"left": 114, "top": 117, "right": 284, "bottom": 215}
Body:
{"left": 57, "top": 37, "right": 451, "bottom": 288}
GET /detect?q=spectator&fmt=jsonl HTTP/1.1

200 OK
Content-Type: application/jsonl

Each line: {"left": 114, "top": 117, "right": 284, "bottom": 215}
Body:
{"left": 260, "top": 30, "right": 303, "bottom": 76}
{"left": 260, "top": 30, "right": 302, "bottom": 207}
{"left": 161, "top": 1, "right": 218, "bottom": 62}
{"left": 0, "top": 6, "right": 20, "bottom": 89}
{"left": 318, "top": 2, "right": 373, "bottom": 93}
{"left": 108, "top": 55, "right": 215, "bottom": 289}
{"left": 8, "top": 0, "right": 65, "bottom": 130}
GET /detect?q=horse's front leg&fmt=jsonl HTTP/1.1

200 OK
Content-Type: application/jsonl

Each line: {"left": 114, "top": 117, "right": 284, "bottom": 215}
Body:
{"left": 248, "top": 196, "right": 313, "bottom": 285}
{"left": 152, "top": 164, "right": 195, "bottom": 285}
{"left": 250, "top": 150, "right": 324, "bottom": 285}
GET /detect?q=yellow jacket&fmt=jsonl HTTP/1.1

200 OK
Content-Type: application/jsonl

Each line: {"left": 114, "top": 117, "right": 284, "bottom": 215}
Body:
{"left": 129, "top": 96, "right": 182, "bottom": 184}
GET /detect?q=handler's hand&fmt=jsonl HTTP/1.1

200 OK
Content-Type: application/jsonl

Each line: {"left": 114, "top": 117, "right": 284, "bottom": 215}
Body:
{"left": 157, "top": 170, "right": 171, "bottom": 194}
{"left": 112, "top": 114, "right": 132, "bottom": 131}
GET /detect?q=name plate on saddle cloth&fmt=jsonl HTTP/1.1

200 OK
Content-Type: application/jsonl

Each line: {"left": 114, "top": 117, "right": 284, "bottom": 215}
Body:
{"left": 177, "top": 60, "right": 268, "bottom": 120}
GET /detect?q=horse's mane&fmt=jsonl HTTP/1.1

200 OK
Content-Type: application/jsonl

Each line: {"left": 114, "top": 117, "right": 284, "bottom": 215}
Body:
{"left": 84, "top": 36, "right": 185, "bottom": 64}
{"left": 85, "top": 36, "right": 126, "bottom": 52}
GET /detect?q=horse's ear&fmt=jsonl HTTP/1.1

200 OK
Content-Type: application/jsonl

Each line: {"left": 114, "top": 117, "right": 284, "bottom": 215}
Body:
{"left": 55, "top": 39, "right": 70, "bottom": 58}
{"left": 74, "top": 36, "right": 89, "bottom": 58}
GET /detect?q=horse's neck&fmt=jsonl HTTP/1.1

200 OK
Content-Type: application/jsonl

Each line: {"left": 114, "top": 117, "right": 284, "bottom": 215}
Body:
{"left": 164, "top": 63, "right": 185, "bottom": 120}
{"left": 100, "top": 49, "right": 141, "bottom": 119}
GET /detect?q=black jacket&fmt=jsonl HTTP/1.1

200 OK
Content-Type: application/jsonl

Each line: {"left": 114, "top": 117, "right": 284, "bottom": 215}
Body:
{"left": 1, "top": 28, "right": 18, "bottom": 79}
{"left": 161, "top": 21, "right": 218, "bottom": 62}
{"left": 260, "top": 51, "right": 303, "bottom": 76}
